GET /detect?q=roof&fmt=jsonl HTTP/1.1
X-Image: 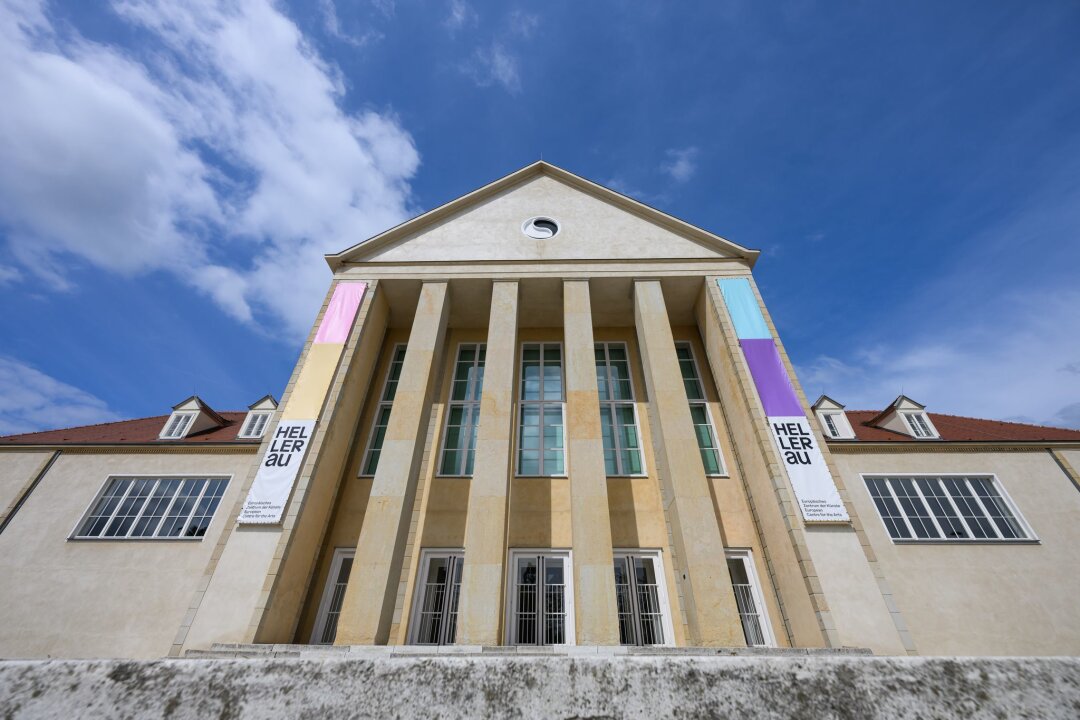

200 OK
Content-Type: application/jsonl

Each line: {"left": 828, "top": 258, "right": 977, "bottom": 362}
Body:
{"left": 324, "top": 160, "right": 760, "bottom": 270}
{"left": 839, "top": 411, "right": 1080, "bottom": 443}
{"left": 0, "top": 413, "right": 259, "bottom": 446}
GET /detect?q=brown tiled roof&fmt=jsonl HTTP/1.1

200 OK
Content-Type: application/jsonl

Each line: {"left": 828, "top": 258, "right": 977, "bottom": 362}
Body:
{"left": 0, "top": 412, "right": 259, "bottom": 445}
{"left": 841, "top": 411, "right": 1080, "bottom": 443}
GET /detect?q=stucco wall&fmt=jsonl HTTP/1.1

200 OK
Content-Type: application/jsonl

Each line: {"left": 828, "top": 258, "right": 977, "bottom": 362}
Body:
{"left": 0, "top": 451, "right": 253, "bottom": 659}
{"left": 832, "top": 448, "right": 1080, "bottom": 655}
{"left": 0, "top": 451, "right": 53, "bottom": 524}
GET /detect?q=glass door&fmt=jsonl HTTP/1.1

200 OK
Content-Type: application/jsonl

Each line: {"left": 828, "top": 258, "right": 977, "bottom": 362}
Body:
{"left": 613, "top": 552, "right": 670, "bottom": 645}
{"left": 510, "top": 552, "right": 570, "bottom": 644}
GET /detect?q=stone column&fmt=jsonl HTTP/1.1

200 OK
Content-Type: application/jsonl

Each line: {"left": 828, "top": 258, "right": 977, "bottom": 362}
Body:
{"left": 335, "top": 281, "right": 450, "bottom": 645}
{"left": 634, "top": 279, "right": 745, "bottom": 647}
{"left": 456, "top": 281, "right": 519, "bottom": 646}
{"left": 563, "top": 280, "right": 621, "bottom": 645}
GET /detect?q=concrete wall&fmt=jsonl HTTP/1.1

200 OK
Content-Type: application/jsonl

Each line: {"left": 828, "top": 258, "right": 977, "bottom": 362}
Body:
{"left": 832, "top": 448, "right": 1080, "bottom": 655}
{"left": 0, "top": 451, "right": 254, "bottom": 658}
{"left": 2, "top": 656, "right": 1078, "bottom": 719}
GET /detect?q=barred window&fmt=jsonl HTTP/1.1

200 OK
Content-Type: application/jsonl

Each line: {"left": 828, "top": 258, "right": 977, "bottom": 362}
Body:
{"left": 75, "top": 476, "right": 228, "bottom": 539}
{"left": 864, "top": 476, "right": 1031, "bottom": 541}
{"left": 311, "top": 548, "right": 354, "bottom": 644}
{"left": 409, "top": 551, "right": 464, "bottom": 645}
{"left": 509, "top": 551, "right": 572, "bottom": 645}
{"left": 361, "top": 344, "right": 407, "bottom": 475}
{"left": 727, "top": 550, "right": 774, "bottom": 647}
{"left": 613, "top": 551, "right": 671, "bottom": 646}
{"left": 596, "top": 343, "right": 643, "bottom": 475}
{"left": 517, "top": 343, "right": 565, "bottom": 476}
{"left": 440, "top": 344, "right": 485, "bottom": 476}
{"left": 675, "top": 342, "right": 725, "bottom": 475}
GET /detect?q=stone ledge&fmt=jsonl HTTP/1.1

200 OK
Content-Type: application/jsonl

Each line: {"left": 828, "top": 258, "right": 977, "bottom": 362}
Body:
{"left": 2, "top": 656, "right": 1078, "bottom": 719}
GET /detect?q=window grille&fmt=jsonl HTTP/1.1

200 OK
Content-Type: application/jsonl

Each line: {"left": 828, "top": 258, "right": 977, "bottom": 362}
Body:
{"left": 312, "top": 549, "right": 354, "bottom": 644}
{"left": 361, "top": 344, "right": 407, "bottom": 475}
{"left": 674, "top": 342, "right": 725, "bottom": 475}
{"left": 517, "top": 343, "right": 565, "bottom": 476}
{"left": 510, "top": 553, "right": 569, "bottom": 645}
{"left": 864, "top": 475, "right": 1030, "bottom": 541}
{"left": 75, "top": 477, "right": 228, "bottom": 539}
{"left": 613, "top": 552, "right": 669, "bottom": 645}
{"left": 410, "top": 552, "right": 464, "bottom": 645}
{"left": 595, "top": 343, "right": 643, "bottom": 475}
{"left": 726, "top": 553, "right": 770, "bottom": 647}
{"left": 440, "top": 345, "right": 485, "bottom": 476}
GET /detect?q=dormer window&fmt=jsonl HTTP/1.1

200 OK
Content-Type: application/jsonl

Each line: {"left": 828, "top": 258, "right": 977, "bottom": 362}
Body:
{"left": 811, "top": 395, "right": 855, "bottom": 440}
{"left": 903, "top": 412, "right": 935, "bottom": 439}
{"left": 240, "top": 394, "right": 278, "bottom": 440}
{"left": 240, "top": 412, "right": 271, "bottom": 439}
{"left": 161, "top": 412, "right": 196, "bottom": 439}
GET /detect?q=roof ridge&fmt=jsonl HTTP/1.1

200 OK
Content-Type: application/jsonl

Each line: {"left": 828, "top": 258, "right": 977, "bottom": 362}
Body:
{"left": 844, "top": 409, "right": 1080, "bottom": 435}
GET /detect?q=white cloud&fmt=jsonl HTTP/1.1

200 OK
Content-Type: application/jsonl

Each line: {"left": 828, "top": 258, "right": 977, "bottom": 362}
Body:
{"left": 461, "top": 43, "right": 520, "bottom": 94}
{"left": 320, "top": 0, "right": 382, "bottom": 47}
{"left": 0, "top": 265, "right": 20, "bottom": 285}
{"left": 0, "top": 0, "right": 419, "bottom": 341}
{"left": 508, "top": 10, "right": 539, "bottom": 38}
{"left": 444, "top": 0, "right": 477, "bottom": 33}
{"left": 661, "top": 147, "right": 698, "bottom": 183}
{"left": 0, "top": 357, "right": 120, "bottom": 435}
{"left": 797, "top": 289, "right": 1080, "bottom": 429}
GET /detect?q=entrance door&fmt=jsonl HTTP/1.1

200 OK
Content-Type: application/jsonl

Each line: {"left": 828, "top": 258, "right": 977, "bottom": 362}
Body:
{"left": 508, "top": 551, "right": 572, "bottom": 645}
{"left": 613, "top": 551, "right": 672, "bottom": 646}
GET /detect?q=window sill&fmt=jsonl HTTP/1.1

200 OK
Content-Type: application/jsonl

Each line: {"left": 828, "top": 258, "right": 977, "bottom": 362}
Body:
{"left": 891, "top": 538, "right": 1040, "bottom": 546}
{"left": 67, "top": 536, "right": 205, "bottom": 542}
{"left": 434, "top": 474, "right": 473, "bottom": 479}
{"left": 606, "top": 474, "right": 649, "bottom": 479}
{"left": 514, "top": 475, "right": 569, "bottom": 479}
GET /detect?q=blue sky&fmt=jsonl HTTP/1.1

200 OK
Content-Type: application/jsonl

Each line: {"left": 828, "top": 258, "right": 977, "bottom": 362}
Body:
{"left": 1, "top": 0, "right": 1078, "bottom": 434}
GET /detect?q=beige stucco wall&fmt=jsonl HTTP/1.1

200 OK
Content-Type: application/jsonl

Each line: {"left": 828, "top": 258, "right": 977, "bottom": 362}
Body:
{"left": 363, "top": 175, "right": 726, "bottom": 265}
{"left": 0, "top": 450, "right": 54, "bottom": 523}
{"left": 832, "top": 448, "right": 1080, "bottom": 655}
{"left": 0, "top": 450, "right": 253, "bottom": 659}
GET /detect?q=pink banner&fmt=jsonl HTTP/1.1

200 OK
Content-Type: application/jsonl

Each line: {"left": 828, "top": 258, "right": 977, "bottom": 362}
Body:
{"left": 313, "top": 282, "right": 367, "bottom": 344}
{"left": 740, "top": 339, "right": 804, "bottom": 416}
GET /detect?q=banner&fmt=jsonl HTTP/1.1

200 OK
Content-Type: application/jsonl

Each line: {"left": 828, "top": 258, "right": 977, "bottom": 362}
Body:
{"left": 768, "top": 416, "right": 848, "bottom": 522}
{"left": 717, "top": 278, "right": 849, "bottom": 523}
{"left": 238, "top": 420, "right": 316, "bottom": 524}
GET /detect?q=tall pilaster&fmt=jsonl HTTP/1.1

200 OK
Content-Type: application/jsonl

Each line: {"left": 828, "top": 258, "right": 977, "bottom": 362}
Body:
{"left": 563, "top": 280, "right": 621, "bottom": 645}
{"left": 335, "top": 281, "right": 450, "bottom": 645}
{"left": 457, "top": 281, "right": 519, "bottom": 645}
{"left": 634, "top": 279, "right": 745, "bottom": 647}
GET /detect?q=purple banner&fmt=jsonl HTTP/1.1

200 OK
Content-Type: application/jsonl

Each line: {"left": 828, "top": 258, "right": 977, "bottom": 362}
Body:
{"left": 314, "top": 282, "right": 367, "bottom": 344}
{"left": 740, "top": 339, "right": 804, "bottom": 416}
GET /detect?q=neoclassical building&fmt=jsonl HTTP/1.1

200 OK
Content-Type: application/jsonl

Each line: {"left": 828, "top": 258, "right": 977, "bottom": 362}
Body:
{"left": 2, "top": 161, "right": 1079, "bottom": 658}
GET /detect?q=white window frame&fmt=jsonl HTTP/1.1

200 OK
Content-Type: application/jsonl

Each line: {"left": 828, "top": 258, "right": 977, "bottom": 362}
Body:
{"left": 612, "top": 549, "right": 675, "bottom": 646}
{"left": 311, "top": 547, "right": 355, "bottom": 645}
{"left": 861, "top": 473, "right": 1037, "bottom": 543}
{"left": 725, "top": 548, "right": 776, "bottom": 647}
{"left": 516, "top": 342, "right": 567, "bottom": 478}
{"left": 70, "top": 474, "right": 231, "bottom": 541}
{"left": 505, "top": 548, "right": 575, "bottom": 645}
{"left": 238, "top": 411, "right": 272, "bottom": 439}
{"left": 438, "top": 343, "right": 486, "bottom": 477}
{"left": 674, "top": 341, "right": 727, "bottom": 476}
{"left": 596, "top": 342, "right": 646, "bottom": 477}
{"left": 820, "top": 412, "right": 841, "bottom": 438}
{"left": 359, "top": 343, "right": 408, "bottom": 476}
{"left": 407, "top": 548, "right": 465, "bottom": 645}
{"left": 160, "top": 411, "right": 196, "bottom": 439}
{"left": 902, "top": 411, "right": 938, "bottom": 439}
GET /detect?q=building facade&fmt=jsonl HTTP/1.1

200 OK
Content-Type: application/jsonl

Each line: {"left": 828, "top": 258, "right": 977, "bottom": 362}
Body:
{"left": 2, "top": 162, "right": 1079, "bottom": 659}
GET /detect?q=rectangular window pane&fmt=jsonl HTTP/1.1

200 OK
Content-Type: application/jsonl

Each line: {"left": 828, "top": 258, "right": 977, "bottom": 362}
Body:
{"left": 916, "top": 478, "right": 967, "bottom": 539}
{"left": 317, "top": 554, "right": 354, "bottom": 644}
{"left": 942, "top": 477, "right": 997, "bottom": 539}
{"left": 440, "top": 345, "right": 485, "bottom": 476}
{"left": 970, "top": 478, "right": 1025, "bottom": 539}
{"left": 78, "top": 476, "right": 227, "bottom": 540}
{"left": 891, "top": 478, "right": 940, "bottom": 539}
{"left": 516, "top": 558, "right": 538, "bottom": 645}
{"left": 865, "top": 477, "right": 912, "bottom": 539}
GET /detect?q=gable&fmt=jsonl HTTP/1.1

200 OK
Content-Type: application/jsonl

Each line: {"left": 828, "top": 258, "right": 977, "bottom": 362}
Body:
{"left": 331, "top": 163, "right": 756, "bottom": 267}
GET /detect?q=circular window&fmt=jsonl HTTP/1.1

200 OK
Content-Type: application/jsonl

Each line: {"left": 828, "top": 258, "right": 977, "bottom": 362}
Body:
{"left": 522, "top": 217, "right": 560, "bottom": 239}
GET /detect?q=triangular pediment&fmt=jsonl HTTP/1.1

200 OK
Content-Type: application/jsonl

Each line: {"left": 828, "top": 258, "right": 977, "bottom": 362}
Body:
{"left": 327, "top": 162, "right": 757, "bottom": 268}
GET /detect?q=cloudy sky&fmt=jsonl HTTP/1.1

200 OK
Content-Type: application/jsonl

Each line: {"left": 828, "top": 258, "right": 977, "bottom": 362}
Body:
{"left": 0, "top": 0, "right": 1078, "bottom": 434}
